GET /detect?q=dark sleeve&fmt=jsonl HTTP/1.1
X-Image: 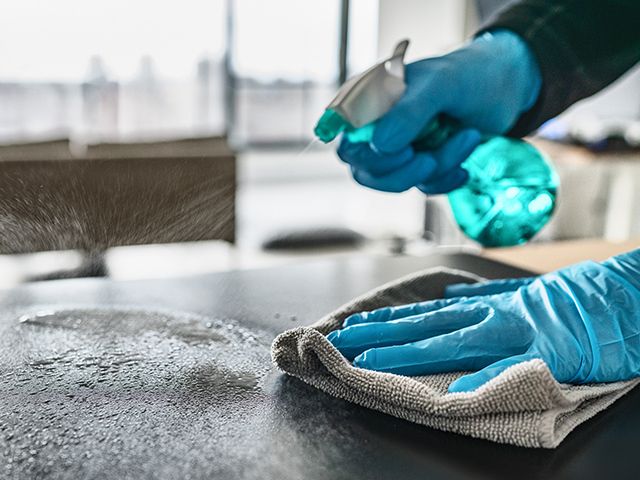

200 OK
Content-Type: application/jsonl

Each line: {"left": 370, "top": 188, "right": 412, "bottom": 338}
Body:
{"left": 481, "top": 0, "right": 640, "bottom": 136}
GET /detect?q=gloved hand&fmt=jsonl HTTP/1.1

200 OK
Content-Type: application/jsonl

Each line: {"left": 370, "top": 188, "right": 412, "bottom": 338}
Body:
{"left": 327, "top": 250, "right": 640, "bottom": 393}
{"left": 337, "top": 29, "right": 542, "bottom": 193}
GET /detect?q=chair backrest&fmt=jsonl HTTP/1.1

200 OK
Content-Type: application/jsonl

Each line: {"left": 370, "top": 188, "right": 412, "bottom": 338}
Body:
{"left": 0, "top": 136, "right": 236, "bottom": 254}
{"left": 0, "top": 137, "right": 74, "bottom": 161}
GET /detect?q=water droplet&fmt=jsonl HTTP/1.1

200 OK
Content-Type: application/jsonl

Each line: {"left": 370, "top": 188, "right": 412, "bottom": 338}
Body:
{"left": 19, "top": 310, "right": 57, "bottom": 324}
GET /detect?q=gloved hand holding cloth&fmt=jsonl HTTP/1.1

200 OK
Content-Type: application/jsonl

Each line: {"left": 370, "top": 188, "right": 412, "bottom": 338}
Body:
{"left": 328, "top": 250, "right": 640, "bottom": 392}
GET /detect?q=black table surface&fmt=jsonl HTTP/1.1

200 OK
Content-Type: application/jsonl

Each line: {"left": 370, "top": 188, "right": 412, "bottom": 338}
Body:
{"left": 1, "top": 252, "right": 638, "bottom": 479}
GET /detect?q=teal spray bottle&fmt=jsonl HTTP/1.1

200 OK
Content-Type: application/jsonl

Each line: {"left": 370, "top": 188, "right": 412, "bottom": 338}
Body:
{"left": 314, "top": 40, "right": 558, "bottom": 247}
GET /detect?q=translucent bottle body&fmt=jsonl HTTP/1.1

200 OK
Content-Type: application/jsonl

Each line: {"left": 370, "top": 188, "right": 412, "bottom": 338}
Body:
{"left": 449, "top": 137, "right": 557, "bottom": 247}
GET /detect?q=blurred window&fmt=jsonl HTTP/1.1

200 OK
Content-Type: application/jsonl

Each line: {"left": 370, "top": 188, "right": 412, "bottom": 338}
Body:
{"left": 230, "top": 0, "right": 378, "bottom": 146}
{"left": 0, "top": 0, "right": 227, "bottom": 141}
{"left": 0, "top": 0, "right": 378, "bottom": 146}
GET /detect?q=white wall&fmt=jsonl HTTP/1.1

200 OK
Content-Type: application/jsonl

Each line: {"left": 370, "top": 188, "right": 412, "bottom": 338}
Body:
{"left": 377, "top": 0, "right": 469, "bottom": 61}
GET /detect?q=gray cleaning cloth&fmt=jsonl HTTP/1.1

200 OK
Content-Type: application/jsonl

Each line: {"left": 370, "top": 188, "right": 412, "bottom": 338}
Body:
{"left": 271, "top": 267, "right": 640, "bottom": 448}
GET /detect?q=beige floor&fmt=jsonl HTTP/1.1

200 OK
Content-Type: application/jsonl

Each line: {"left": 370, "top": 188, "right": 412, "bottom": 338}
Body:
{"left": 484, "top": 237, "right": 640, "bottom": 273}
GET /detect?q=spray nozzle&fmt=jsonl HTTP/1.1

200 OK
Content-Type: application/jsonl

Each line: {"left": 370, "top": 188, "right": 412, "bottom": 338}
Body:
{"left": 314, "top": 40, "right": 410, "bottom": 143}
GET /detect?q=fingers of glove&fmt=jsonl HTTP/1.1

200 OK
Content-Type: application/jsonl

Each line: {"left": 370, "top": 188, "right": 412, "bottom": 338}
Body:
{"left": 445, "top": 277, "right": 537, "bottom": 298}
{"left": 430, "top": 128, "right": 481, "bottom": 175}
{"left": 416, "top": 129, "right": 481, "bottom": 194}
{"left": 342, "top": 297, "right": 464, "bottom": 327}
{"left": 371, "top": 63, "right": 449, "bottom": 154}
{"left": 328, "top": 303, "right": 488, "bottom": 360}
{"left": 350, "top": 152, "right": 438, "bottom": 193}
{"left": 337, "top": 137, "right": 414, "bottom": 176}
{"left": 447, "top": 353, "right": 537, "bottom": 393}
{"left": 352, "top": 313, "right": 530, "bottom": 375}
{"left": 417, "top": 167, "right": 469, "bottom": 195}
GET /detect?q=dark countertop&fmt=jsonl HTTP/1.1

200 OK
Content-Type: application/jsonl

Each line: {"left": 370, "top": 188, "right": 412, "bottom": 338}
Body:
{"left": 0, "top": 253, "right": 637, "bottom": 480}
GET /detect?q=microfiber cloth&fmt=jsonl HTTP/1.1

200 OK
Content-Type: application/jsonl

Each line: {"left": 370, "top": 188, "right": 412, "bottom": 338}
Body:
{"left": 271, "top": 267, "right": 640, "bottom": 448}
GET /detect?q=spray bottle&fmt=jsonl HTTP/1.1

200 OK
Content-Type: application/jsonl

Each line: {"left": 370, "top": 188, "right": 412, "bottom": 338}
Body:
{"left": 314, "top": 40, "right": 558, "bottom": 247}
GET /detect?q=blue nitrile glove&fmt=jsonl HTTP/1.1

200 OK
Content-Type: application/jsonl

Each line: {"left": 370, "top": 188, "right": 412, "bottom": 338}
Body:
{"left": 337, "top": 29, "right": 542, "bottom": 193}
{"left": 327, "top": 250, "right": 640, "bottom": 393}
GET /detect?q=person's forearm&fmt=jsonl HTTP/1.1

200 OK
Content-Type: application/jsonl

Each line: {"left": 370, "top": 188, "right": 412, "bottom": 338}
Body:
{"left": 481, "top": 0, "right": 640, "bottom": 136}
